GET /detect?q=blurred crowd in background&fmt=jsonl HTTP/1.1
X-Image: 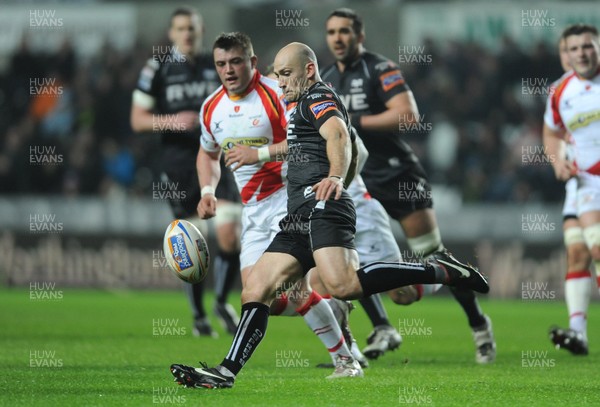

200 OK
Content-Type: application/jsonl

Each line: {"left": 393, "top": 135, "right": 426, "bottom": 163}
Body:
{"left": 0, "top": 34, "right": 565, "bottom": 203}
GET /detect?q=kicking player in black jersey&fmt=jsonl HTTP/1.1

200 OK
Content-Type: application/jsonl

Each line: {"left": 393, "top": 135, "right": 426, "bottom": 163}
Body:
{"left": 321, "top": 8, "right": 495, "bottom": 363}
{"left": 169, "top": 42, "right": 488, "bottom": 389}
{"left": 130, "top": 7, "right": 240, "bottom": 337}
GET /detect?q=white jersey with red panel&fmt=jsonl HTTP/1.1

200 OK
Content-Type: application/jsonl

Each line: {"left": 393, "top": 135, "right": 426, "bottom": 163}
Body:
{"left": 200, "top": 71, "right": 288, "bottom": 205}
{"left": 544, "top": 69, "right": 600, "bottom": 174}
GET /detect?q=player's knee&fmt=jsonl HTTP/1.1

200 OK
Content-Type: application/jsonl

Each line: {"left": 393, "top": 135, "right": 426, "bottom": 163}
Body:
{"left": 566, "top": 243, "right": 592, "bottom": 270}
{"left": 583, "top": 224, "right": 600, "bottom": 261}
{"left": 389, "top": 286, "right": 419, "bottom": 305}
{"left": 322, "top": 279, "right": 359, "bottom": 300}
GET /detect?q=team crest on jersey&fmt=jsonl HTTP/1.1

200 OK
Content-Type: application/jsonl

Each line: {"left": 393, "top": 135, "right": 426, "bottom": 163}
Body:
{"left": 234, "top": 105, "right": 241, "bottom": 113}
{"left": 380, "top": 70, "right": 404, "bottom": 92}
{"left": 309, "top": 100, "right": 337, "bottom": 119}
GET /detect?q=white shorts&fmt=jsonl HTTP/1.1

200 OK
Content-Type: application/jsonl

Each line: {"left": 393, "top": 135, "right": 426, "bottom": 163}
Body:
{"left": 354, "top": 193, "right": 401, "bottom": 265}
{"left": 562, "top": 177, "right": 578, "bottom": 218}
{"left": 215, "top": 200, "right": 243, "bottom": 226}
{"left": 240, "top": 187, "right": 288, "bottom": 269}
{"left": 576, "top": 172, "right": 600, "bottom": 217}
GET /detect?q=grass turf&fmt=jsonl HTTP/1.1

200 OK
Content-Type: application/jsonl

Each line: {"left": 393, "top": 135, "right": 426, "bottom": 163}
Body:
{"left": 1, "top": 287, "right": 599, "bottom": 406}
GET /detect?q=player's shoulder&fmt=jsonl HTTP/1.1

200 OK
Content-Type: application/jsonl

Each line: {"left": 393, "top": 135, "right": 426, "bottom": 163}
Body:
{"left": 258, "top": 75, "right": 283, "bottom": 96}
{"left": 200, "top": 84, "right": 226, "bottom": 113}
{"left": 362, "top": 50, "right": 399, "bottom": 73}
{"left": 551, "top": 70, "right": 576, "bottom": 88}
{"left": 303, "top": 83, "right": 339, "bottom": 103}
{"left": 136, "top": 57, "right": 162, "bottom": 92}
{"left": 550, "top": 70, "right": 578, "bottom": 103}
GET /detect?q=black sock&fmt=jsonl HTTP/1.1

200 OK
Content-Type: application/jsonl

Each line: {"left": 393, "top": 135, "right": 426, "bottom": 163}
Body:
{"left": 220, "top": 302, "right": 269, "bottom": 376}
{"left": 214, "top": 251, "right": 240, "bottom": 304}
{"left": 359, "top": 294, "right": 390, "bottom": 326}
{"left": 184, "top": 281, "right": 206, "bottom": 319}
{"left": 357, "top": 261, "right": 446, "bottom": 298}
{"left": 449, "top": 286, "right": 486, "bottom": 328}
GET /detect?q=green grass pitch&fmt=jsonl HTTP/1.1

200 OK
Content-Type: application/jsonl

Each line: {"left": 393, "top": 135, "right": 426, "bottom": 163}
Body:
{"left": 2, "top": 287, "right": 599, "bottom": 406}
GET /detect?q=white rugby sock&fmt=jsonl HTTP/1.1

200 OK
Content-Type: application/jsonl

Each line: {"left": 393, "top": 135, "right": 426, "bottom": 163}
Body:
{"left": 565, "top": 270, "right": 592, "bottom": 340}
{"left": 296, "top": 291, "right": 352, "bottom": 362}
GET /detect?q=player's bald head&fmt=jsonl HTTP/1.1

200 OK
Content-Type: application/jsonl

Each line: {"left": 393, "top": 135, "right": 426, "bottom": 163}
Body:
{"left": 273, "top": 42, "right": 321, "bottom": 102}
{"left": 274, "top": 42, "right": 320, "bottom": 80}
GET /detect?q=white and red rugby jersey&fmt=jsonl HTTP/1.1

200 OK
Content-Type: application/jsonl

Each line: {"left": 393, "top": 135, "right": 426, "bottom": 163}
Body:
{"left": 544, "top": 69, "right": 600, "bottom": 174}
{"left": 200, "top": 71, "right": 287, "bottom": 204}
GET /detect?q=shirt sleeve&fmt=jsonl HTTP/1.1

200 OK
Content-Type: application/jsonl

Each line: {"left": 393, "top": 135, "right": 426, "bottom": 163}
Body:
{"left": 543, "top": 81, "right": 564, "bottom": 131}
{"left": 302, "top": 92, "right": 345, "bottom": 131}
{"left": 199, "top": 101, "right": 220, "bottom": 152}
{"left": 133, "top": 58, "right": 161, "bottom": 109}
{"left": 373, "top": 60, "right": 409, "bottom": 103}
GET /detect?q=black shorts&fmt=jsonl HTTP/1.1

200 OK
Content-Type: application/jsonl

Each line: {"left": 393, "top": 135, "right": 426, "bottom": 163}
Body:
{"left": 265, "top": 197, "right": 356, "bottom": 273}
{"left": 363, "top": 161, "right": 433, "bottom": 221}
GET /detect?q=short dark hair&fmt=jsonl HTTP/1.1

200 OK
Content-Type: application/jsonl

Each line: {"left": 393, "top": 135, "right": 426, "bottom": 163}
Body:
{"left": 561, "top": 24, "right": 598, "bottom": 40}
{"left": 327, "top": 8, "right": 364, "bottom": 36}
{"left": 170, "top": 7, "right": 200, "bottom": 27}
{"left": 213, "top": 32, "right": 254, "bottom": 58}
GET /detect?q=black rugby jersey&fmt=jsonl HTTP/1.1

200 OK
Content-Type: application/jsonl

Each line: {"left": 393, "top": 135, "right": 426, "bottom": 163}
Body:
{"left": 135, "top": 50, "right": 220, "bottom": 148}
{"left": 321, "top": 50, "right": 421, "bottom": 186}
{"left": 286, "top": 82, "right": 354, "bottom": 213}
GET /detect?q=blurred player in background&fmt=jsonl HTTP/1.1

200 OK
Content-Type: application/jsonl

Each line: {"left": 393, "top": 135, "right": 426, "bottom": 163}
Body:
{"left": 321, "top": 8, "right": 496, "bottom": 363}
{"left": 130, "top": 7, "right": 240, "bottom": 337}
{"left": 544, "top": 24, "right": 600, "bottom": 355}
{"left": 169, "top": 41, "right": 488, "bottom": 389}
{"left": 196, "top": 32, "right": 364, "bottom": 377}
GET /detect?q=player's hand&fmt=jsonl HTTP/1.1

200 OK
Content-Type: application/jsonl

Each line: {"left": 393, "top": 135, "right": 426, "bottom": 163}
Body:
{"left": 553, "top": 159, "right": 576, "bottom": 181}
{"left": 173, "top": 111, "right": 200, "bottom": 131}
{"left": 198, "top": 194, "right": 217, "bottom": 219}
{"left": 312, "top": 176, "right": 344, "bottom": 201}
{"left": 225, "top": 144, "right": 259, "bottom": 171}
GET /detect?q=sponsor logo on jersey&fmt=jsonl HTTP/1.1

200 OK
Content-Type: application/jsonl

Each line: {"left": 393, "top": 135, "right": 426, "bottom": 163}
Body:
{"left": 309, "top": 100, "right": 337, "bottom": 119}
{"left": 567, "top": 110, "right": 600, "bottom": 131}
{"left": 169, "top": 234, "right": 193, "bottom": 271}
{"left": 221, "top": 137, "right": 269, "bottom": 151}
{"left": 380, "top": 70, "right": 404, "bottom": 92}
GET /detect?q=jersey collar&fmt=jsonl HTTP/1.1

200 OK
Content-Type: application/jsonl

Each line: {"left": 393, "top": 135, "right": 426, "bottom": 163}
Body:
{"left": 574, "top": 66, "right": 600, "bottom": 81}
{"left": 227, "top": 70, "right": 260, "bottom": 101}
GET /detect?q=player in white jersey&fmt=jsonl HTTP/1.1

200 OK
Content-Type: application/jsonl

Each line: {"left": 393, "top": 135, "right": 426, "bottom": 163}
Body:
{"left": 193, "top": 32, "right": 361, "bottom": 379}
{"left": 544, "top": 24, "right": 600, "bottom": 355}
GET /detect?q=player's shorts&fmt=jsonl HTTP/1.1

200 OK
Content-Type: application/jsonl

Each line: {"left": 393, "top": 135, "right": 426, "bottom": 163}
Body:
{"left": 363, "top": 162, "right": 433, "bottom": 220}
{"left": 240, "top": 187, "right": 287, "bottom": 269}
{"left": 562, "top": 177, "right": 578, "bottom": 220}
{"left": 265, "top": 197, "right": 356, "bottom": 273}
{"left": 215, "top": 200, "right": 242, "bottom": 227}
{"left": 354, "top": 192, "right": 401, "bottom": 265}
{"left": 576, "top": 172, "right": 600, "bottom": 217}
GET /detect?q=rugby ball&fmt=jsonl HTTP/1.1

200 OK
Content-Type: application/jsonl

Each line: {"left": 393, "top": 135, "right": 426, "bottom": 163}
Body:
{"left": 163, "top": 219, "right": 210, "bottom": 283}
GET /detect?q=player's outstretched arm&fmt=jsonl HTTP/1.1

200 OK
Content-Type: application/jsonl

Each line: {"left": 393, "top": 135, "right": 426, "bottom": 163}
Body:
{"left": 359, "top": 91, "right": 419, "bottom": 133}
{"left": 225, "top": 140, "right": 288, "bottom": 170}
{"left": 197, "top": 147, "right": 222, "bottom": 219}
{"left": 313, "top": 116, "right": 352, "bottom": 200}
{"left": 542, "top": 123, "right": 574, "bottom": 181}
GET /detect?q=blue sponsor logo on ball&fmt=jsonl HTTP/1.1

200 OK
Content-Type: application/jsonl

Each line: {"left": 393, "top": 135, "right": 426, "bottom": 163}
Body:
{"left": 170, "top": 234, "right": 193, "bottom": 270}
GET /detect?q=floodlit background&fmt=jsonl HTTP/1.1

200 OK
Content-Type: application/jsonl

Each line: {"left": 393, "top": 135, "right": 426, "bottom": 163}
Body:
{"left": 0, "top": 0, "right": 598, "bottom": 298}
